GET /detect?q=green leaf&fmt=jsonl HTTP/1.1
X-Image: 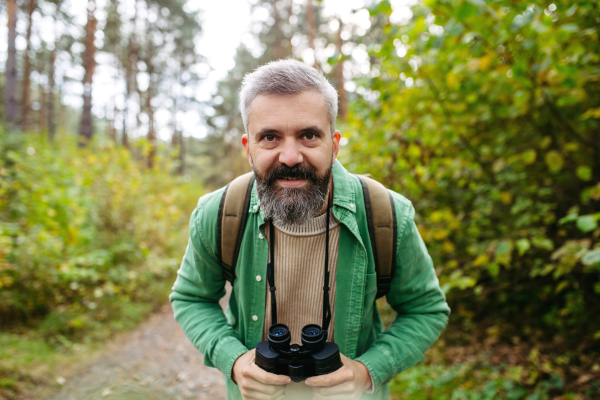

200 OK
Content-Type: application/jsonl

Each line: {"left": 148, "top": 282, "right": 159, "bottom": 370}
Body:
{"left": 559, "top": 214, "right": 578, "bottom": 225}
{"left": 555, "top": 280, "right": 570, "bottom": 294}
{"left": 457, "top": 2, "right": 477, "bottom": 20}
{"left": 516, "top": 238, "right": 531, "bottom": 255}
{"left": 467, "top": 0, "right": 487, "bottom": 6}
{"left": 582, "top": 248, "right": 600, "bottom": 266}
{"left": 522, "top": 149, "right": 537, "bottom": 165}
{"left": 496, "top": 240, "right": 513, "bottom": 256}
{"left": 544, "top": 150, "right": 564, "bottom": 172}
{"left": 488, "top": 263, "right": 500, "bottom": 278}
{"left": 532, "top": 237, "right": 554, "bottom": 251}
{"left": 561, "top": 24, "right": 578, "bottom": 32}
{"left": 576, "top": 215, "right": 598, "bottom": 233}
{"left": 511, "top": 10, "right": 534, "bottom": 31}
{"left": 576, "top": 166, "right": 592, "bottom": 181}
{"left": 444, "top": 19, "right": 464, "bottom": 36}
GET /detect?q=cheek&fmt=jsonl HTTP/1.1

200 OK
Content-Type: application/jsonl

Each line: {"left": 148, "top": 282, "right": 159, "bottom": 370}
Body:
{"left": 306, "top": 148, "right": 333, "bottom": 170}
{"left": 251, "top": 147, "right": 279, "bottom": 170}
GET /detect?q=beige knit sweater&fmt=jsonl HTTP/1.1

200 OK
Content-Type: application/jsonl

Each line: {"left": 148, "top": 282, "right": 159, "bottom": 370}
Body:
{"left": 262, "top": 210, "right": 340, "bottom": 398}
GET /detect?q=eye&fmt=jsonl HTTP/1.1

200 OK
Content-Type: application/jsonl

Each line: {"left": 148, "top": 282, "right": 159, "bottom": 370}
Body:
{"left": 264, "top": 134, "right": 276, "bottom": 142}
{"left": 304, "top": 132, "right": 316, "bottom": 140}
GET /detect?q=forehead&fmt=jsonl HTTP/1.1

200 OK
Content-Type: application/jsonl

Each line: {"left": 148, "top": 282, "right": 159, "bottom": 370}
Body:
{"left": 247, "top": 91, "right": 329, "bottom": 134}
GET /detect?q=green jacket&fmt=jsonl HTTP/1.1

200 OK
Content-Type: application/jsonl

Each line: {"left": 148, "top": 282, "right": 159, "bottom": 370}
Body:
{"left": 170, "top": 160, "right": 450, "bottom": 399}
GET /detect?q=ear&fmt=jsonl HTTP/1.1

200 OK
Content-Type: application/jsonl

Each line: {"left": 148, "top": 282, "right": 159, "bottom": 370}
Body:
{"left": 332, "top": 130, "right": 341, "bottom": 160}
{"left": 241, "top": 134, "right": 253, "bottom": 168}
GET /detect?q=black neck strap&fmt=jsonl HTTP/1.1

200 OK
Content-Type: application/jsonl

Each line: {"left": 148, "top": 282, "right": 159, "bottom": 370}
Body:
{"left": 267, "top": 220, "right": 277, "bottom": 325}
{"left": 266, "top": 189, "right": 333, "bottom": 334}
{"left": 322, "top": 190, "right": 332, "bottom": 334}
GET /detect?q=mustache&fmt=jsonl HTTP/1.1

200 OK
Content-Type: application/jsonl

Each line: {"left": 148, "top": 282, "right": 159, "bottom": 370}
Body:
{"left": 263, "top": 163, "right": 320, "bottom": 185}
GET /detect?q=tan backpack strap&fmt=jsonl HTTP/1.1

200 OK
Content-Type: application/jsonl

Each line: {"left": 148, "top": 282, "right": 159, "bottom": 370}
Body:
{"left": 357, "top": 175, "right": 398, "bottom": 298}
{"left": 217, "top": 172, "right": 255, "bottom": 283}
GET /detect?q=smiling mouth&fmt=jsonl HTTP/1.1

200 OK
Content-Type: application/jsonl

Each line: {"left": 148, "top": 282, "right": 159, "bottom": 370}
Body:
{"left": 277, "top": 177, "right": 308, "bottom": 187}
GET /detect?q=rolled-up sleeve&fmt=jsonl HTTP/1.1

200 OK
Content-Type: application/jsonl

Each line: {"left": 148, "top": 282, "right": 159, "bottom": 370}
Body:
{"left": 169, "top": 200, "right": 249, "bottom": 382}
{"left": 356, "top": 194, "right": 450, "bottom": 391}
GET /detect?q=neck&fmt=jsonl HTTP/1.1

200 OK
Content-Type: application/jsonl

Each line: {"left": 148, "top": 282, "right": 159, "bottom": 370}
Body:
{"left": 315, "top": 179, "right": 333, "bottom": 217}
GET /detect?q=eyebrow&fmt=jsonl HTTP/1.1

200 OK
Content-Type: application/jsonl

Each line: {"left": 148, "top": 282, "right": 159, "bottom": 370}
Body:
{"left": 254, "top": 128, "right": 280, "bottom": 138}
{"left": 298, "top": 126, "right": 326, "bottom": 137}
{"left": 254, "top": 125, "right": 325, "bottom": 139}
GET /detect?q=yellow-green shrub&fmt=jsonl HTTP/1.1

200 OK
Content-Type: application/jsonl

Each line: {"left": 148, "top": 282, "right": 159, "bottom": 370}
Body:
{"left": 0, "top": 128, "right": 200, "bottom": 339}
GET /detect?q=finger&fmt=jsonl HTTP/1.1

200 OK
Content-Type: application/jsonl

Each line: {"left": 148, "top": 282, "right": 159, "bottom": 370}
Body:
{"left": 305, "top": 367, "right": 353, "bottom": 387}
{"left": 245, "top": 363, "right": 291, "bottom": 386}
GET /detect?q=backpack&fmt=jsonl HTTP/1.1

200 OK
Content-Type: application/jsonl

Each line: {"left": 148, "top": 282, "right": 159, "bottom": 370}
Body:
{"left": 216, "top": 172, "right": 398, "bottom": 299}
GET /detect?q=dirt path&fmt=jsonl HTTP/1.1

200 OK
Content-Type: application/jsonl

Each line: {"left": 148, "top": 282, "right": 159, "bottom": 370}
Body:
{"left": 46, "top": 287, "right": 231, "bottom": 400}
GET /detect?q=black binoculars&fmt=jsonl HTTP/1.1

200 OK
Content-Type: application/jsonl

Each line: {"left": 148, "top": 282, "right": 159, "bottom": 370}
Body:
{"left": 255, "top": 323, "right": 343, "bottom": 382}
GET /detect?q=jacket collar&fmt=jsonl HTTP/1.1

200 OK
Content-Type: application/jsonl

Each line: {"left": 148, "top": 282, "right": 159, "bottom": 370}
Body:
{"left": 248, "top": 159, "right": 357, "bottom": 218}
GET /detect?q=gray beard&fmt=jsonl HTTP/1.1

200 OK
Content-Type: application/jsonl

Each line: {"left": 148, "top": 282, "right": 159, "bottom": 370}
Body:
{"left": 253, "top": 159, "right": 333, "bottom": 226}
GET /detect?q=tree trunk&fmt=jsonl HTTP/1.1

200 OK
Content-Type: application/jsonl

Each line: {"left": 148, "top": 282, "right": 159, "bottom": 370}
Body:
{"left": 78, "top": 0, "right": 97, "bottom": 147}
{"left": 336, "top": 18, "right": 347, "bottom": 121}
{"left": 172, "top": 58, "right": 185, "bottom": 175}
{"left": 146, "top": 59, "right": 156, "bottom": 169}
{"left": 48, "top": 40, "right": 57, "bottom": 140}
{"left": 107, "top": 90, "right": 117, "bottom": 143}
{"left": 21, "top": 0, "right": 36, "bottom": 130}
{"left": 145, "top": 5, "right": 155, "bottom": 170}
{"left": 48, "top": 2, "right": 62, "bottom": 140}
{"left": 177, "top": 131, "right": 185, "bottom": 175}
{"left": 5, "top": 0, "right": 19, "bottom": 125}
{"left": 122, "top": 2, "right": 139, "bottom": 148}
{"left": 271, "top": 0, "right": 285, "bottom": 60}
{"left": 38, "top": 81, "right": 46, "bottom": 132}
{"left": 306, "top": 0, "right": 318, "bottom": 68}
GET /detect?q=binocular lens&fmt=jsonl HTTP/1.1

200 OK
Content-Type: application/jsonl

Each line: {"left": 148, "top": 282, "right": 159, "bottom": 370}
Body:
{"left": 301, "top": 324, "right": 325, "bottom": 350}
{"left": 268, "top": 323, "right": 291, "bottom": 350}
{"left": 272, "top": 328, "right": 287, "bottom": 336}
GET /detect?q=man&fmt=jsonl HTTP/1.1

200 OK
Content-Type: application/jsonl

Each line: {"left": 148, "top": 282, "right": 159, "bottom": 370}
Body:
{"left": 170, "top": 59, "right": 450, "bottom": 400}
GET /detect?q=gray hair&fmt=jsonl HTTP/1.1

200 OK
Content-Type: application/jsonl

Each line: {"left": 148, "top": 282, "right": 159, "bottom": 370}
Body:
{"left": 239, "top": 59, "right": 339, "bottom": 134}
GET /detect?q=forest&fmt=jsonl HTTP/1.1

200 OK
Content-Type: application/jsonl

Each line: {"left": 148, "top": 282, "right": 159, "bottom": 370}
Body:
{"left": 1, "top": 0, "right": 599, "bottom": 399}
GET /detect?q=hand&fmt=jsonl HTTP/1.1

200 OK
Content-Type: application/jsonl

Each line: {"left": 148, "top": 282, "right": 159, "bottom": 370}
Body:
{"left": 232, "top": 349, "right": 291, "bottom": 400}
{"left": 305, "top": 354, "right": 372, "bottom": 399}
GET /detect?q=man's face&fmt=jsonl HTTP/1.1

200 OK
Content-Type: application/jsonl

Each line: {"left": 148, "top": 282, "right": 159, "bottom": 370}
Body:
{"left": 241, "top": 91, "right": 341, "bottom": 225}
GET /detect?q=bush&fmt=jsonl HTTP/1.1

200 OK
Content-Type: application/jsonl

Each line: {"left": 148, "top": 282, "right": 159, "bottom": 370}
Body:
{"left": 342, "top": 0, "right": 600, "bottom": 349}
{"left": 0, "top": 127, "right": 200, "bottom": 340}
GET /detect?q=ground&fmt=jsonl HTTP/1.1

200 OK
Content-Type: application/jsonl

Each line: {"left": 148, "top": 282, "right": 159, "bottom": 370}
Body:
{"left": 45, "top": 291, "right": 231, "bottom": 400}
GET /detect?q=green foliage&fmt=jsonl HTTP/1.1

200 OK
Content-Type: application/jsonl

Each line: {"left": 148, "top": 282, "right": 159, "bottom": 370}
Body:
{"left": 0, "top": 127, "right": 200, "bottom": 341}
{"left": 344, "top": 0, "right": 600, "bottom": 350}
{"left": 390, "top": 358, "right": 571, "bottom": 400}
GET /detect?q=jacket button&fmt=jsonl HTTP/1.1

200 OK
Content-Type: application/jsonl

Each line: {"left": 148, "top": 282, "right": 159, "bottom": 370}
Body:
{"left": 253, "top": 205, "right": 259, "bottom": 210}
{"left": 252, "top": 315, "right": 258, "bottom": 321}
{"left": 259, "top": 233, "right": 264, "bottom": 239}
{"left": 350, "top": 203, "right": 355, "bottom": 208}
{"left": 256, "top": 275, "right": 262, "bottom": 282}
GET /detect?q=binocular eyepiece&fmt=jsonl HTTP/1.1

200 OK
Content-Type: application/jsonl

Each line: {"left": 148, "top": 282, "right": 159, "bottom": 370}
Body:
{"left": 267, "top": 324, "right": 291, "bottom": 350}
{"left": 267, "top": 323, "right": 325, "bottom": 351}
{"left": 256, "top": 323, "right": 342, "bottom": 382}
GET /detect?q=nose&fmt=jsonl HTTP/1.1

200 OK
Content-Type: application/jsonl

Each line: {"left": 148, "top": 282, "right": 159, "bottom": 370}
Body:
{"left": 278, "top": 138, "right": 303, "bottom": 167}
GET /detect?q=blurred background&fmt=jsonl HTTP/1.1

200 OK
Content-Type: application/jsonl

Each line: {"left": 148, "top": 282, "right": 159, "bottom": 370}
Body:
{"left": 0, "top": 0, "right": 599, "bottom": 399}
